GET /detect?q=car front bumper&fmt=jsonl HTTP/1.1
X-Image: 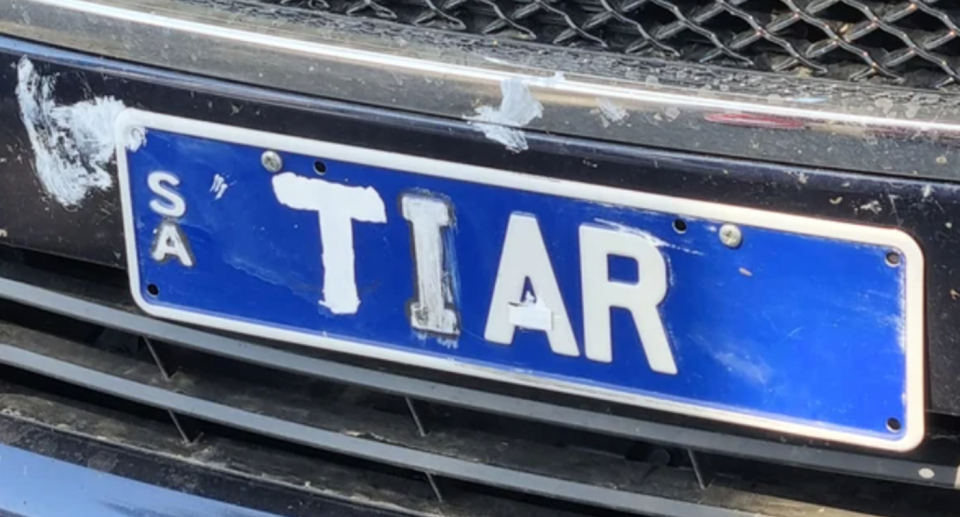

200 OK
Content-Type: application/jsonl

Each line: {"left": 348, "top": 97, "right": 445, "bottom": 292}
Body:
{"left": 0, "top": 440, "right": 280, "bottom": 517}
{"left": 3, "top": 1, "right": 960, "bottom": 516}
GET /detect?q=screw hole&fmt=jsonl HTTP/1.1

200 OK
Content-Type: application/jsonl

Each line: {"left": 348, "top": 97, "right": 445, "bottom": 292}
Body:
{"left": 672, "top": 219, "right": 687, "bottom": 234}
{"left": 147, "top": 284, "right": 160, "bottom": 297}
{"left": 886, "top": 251, "right": 902, "bottom": 267}
{"left": 313, "top": 160, "right": 327, "bottom": 175}
{"left": 886, "top": 417, "right": 902, "bottom": 433}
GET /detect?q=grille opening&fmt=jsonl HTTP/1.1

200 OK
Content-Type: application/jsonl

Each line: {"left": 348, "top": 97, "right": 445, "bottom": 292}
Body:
{"left": 809, "top": 2, "right": 866, "bottom": 24}
{"left": 776, "top": 21, "right": 829, "bottom": 50}
{"left": 0, "top": 364, "right": 174, "bottom": 427}
{"left": 697, "top": 10, "right": 752, "bottom": 37}
{"left": 249, "top": 0, "right": 960, "bottom": 89}
{"left": 930, "top": 36, "right": 960, "bottom": 58}
{"left": 896, "top": 9, "right": 946, "bottom": 32}
{"left": 854, "top": 29, "right": 912, "bottom": 54}
{"left": 0, "top": 245, "right": 128, "bottom": 305}
{"left": 0, "top": 298, "right": 104, "bottom": 344}
{"left": 631, "top": 2, "right": 682, "bottom": 29}
{"left": 11, "top": 246, "right": 126, "bottom": 290}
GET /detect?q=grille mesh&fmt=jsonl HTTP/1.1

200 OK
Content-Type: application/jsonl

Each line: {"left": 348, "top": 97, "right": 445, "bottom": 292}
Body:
{"left": 260, "top": 0, "right": 960, "bottom": 90}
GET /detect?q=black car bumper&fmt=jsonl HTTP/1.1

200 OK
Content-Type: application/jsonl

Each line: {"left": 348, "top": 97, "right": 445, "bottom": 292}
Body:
{"left": 3, "top": 1, "right": 960, "bottom": 515}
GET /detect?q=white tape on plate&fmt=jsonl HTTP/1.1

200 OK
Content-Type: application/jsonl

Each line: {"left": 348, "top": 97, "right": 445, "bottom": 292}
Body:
{"left": 508, "top": 303, "right": 553, "bottom": 331}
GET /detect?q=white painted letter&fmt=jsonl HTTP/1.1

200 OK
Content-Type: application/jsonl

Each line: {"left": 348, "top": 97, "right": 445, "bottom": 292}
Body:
{"left": 151, "top": 221, "right": 194, "bottom": 267}
{"left": 271, "top": 172, "right": 386, "bottom": 315}
{"left": 148, "top": 171, "right": 186, "bottom": 217}
{"left": 579, "top": 224, "right": 676, "bottom": 375}
{"left": 484, "top": 214, "right": 578, "bottom": 357}
{"left": 402, "top": 194, "right": 459, "bottom": 336}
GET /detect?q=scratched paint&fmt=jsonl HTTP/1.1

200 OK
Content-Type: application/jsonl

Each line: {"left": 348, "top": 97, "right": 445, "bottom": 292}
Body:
{"left": 594, "top": 219, "right": 703, "bottom": 256}
{"left": 15, "top": 57, "right": 125, "bottom": 208}
{"left": 210, "top": 173, "right": 229, "bottom": 200}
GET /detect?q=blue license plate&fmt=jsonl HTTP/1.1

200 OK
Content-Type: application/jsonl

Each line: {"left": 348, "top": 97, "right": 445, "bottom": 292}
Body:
{"left": 116, "top": 110, "right": 924, "bottom": 451}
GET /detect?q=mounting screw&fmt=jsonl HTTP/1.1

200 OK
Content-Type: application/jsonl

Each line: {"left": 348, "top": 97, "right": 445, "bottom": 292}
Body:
{"left": 130, "top": 128, "right": 145, "bottom": 146}
{"left": 261, "top": 150, "right": 283, "bottom": 173}
{"left": 886, "top": 251, "right": 901, "bottom": 267}
{"left": 719, "top": 224, "right": 742, "bottom": 249}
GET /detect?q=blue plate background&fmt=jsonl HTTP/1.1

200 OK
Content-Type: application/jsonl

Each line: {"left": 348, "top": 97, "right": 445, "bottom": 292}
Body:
{"left": 124, "top": 128, "right": 909, "bottom": 440}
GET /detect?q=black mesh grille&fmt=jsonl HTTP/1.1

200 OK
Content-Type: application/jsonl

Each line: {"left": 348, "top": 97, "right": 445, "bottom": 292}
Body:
{"left": 258, "top": 0, "right": 960, "bottom": 90}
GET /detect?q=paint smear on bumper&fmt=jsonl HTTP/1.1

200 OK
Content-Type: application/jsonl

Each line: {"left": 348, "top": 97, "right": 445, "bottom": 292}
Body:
{"left": 16, "top": 57, "right": 125, "bottom": 208}
{"left": 467, "top": 77, "right": 544, "bottom": 152}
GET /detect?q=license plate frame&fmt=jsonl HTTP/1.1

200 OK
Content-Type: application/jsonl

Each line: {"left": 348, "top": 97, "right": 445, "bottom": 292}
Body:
{"left": 115, "top": 109, "right": 925, "bottom": 451}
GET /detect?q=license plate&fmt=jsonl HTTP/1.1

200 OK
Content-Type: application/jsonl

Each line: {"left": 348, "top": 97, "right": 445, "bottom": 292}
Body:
{"left": 116, "top": 109, "right": 924, "bottom": 451}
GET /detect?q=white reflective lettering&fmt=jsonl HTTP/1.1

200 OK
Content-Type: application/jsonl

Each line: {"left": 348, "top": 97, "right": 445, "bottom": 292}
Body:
{"left": 151, "top": 221, "right": 194, "bottom": 267}
{"left": 579, "top": 224, "right": 676, "bottom": 375}
{"left": 271, "top": 172, "right": 386, "bottom": 315}
{"left": 484, "top": 214, "right": 578, "bottom": 357}
{"left": 148, "top": 171, "right": 186, "bottom": 217}
{"left": 402, "top": 194, "right": 459, "bottom": 336}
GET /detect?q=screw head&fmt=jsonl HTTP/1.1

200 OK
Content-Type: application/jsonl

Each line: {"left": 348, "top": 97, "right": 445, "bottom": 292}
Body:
{"left": 886, "top": 251, "right": 902, "bottom": 267}
{"left": 130, "top": 128, "right": 145, "bottom": 145}
{"left": 261, "top": 150, "right": 283, "bottom": 173}
{"left": 719, "top": 224, "right": 742, "bottom": 249}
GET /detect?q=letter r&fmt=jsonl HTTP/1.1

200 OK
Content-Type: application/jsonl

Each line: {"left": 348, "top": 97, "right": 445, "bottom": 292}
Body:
{"left": 580, "top": 224, "right": 677, "bottom": 375}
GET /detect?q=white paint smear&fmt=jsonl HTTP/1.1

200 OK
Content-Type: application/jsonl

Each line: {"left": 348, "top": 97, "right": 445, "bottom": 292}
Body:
{"left": 210, "top": 173, "right": 229, "bottom": 200}
{"left": 786, "top": 171, "right": 808, "bottom": 184}
{"left": 467, "top": 77, "right": 544, "bottom": 152}
{"left": 16, "top": 57, "right": 126, "bottom": 208}
{"left": 596, "top": 98, "right": 628, "bottom": 126}
{"left": 859, "top": 200, "right": 883, "bottom": 214}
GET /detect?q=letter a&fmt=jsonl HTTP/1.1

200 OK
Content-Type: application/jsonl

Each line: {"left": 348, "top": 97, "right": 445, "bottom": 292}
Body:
{"left": 484, "top": 214, "right": 578, "bottom": 357}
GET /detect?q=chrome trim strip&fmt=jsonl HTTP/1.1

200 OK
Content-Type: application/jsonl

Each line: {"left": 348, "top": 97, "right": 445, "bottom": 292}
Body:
{"left": 2, "top": 0, "right": 960, "bottom": 180}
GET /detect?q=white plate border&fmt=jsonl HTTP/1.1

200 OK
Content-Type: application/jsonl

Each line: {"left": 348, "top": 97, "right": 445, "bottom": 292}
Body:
{"left": 115, "top": 108, "right": 926, "bottom": 452}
